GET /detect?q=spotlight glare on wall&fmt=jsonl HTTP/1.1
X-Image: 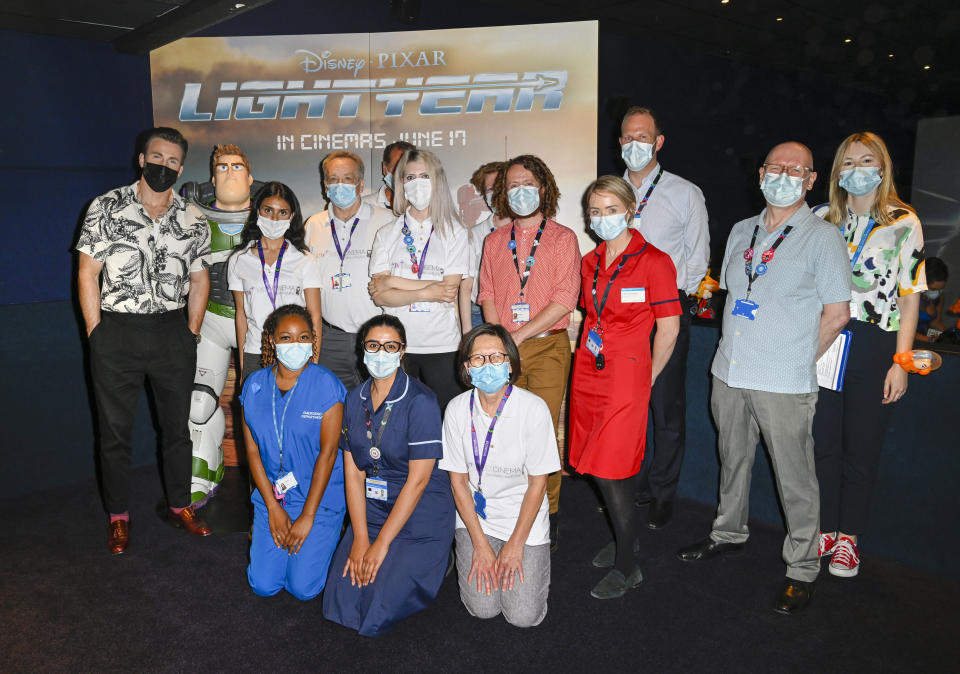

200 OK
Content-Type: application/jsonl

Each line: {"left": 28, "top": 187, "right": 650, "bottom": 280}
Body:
{"left": 923, "top": 65, "right": 931, "bottom": 70}
{"left": 844, "top": 38, "right": 852, "bottom": 43}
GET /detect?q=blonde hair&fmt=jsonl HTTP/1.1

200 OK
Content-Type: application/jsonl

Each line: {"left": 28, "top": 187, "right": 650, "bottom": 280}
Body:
{"left": 583, "top": 175, "right": 637, "bottom": 218}
{"left": 392, "top": 149, "right": 462, "bottom": 237}
{"left": 826, "top": 132, "right": 914, "bottom": 227}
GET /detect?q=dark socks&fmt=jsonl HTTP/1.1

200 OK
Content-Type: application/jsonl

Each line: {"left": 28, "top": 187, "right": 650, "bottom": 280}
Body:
{"left": 595, "top": 475, "right": 640, "bottom": 575}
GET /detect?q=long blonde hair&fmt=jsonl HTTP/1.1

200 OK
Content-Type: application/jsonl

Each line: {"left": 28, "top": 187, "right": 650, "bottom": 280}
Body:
{"left": 825, "top": 132, "right": 914, "bottom": 227}
{"left": 391, "top": 149, "right": 461, "bottom": 237}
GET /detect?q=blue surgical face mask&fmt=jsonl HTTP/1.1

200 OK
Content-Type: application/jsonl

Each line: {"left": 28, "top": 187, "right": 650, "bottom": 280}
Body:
{"left": 621, "top": 140, "right": 654, "bottom": 172}
{"left": 838, "top": 166, "right": 882, "bottom": 196}
{"left": 507, "top": 185, "right": 540, "bottom": 217}
{"left": 364, "top": 350, "right": 402, "bottom": 379}
{"left": 760, "top": 172, "right": 805, "bottom": 208}
{"left": 923, "top": 289, "right": 942, "bottom": 301}
{"left": 384, "top": 171, "right": 394, "bottom": 189}
{"left": 590, "top": 213, "right": 630, "bottom": 241}
{"left": 468, "top": 362, "right": 511, "bottom": 394}
{"left": 275, "top": 342, "right": 312, "bottom": 371}
{"left": 327, "top": 182, "right": 358, "bottom": 209}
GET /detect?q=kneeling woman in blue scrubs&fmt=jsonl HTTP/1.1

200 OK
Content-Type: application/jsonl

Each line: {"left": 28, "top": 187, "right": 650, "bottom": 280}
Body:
{"left": 323, "top": 314, "right": 455, "bottom": 636}
{"left": 241, "top": 304, "right": 347, "bottom": 600}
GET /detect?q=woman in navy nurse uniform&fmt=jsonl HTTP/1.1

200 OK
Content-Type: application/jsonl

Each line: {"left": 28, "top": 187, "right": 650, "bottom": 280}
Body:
{"left": 322, "top": 314, "right": 455, "bottom": 637}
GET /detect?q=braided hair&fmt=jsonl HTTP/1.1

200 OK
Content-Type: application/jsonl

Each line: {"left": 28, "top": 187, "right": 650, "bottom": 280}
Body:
{"left": 259, "top": 304, "right": 316, "bottom": 367}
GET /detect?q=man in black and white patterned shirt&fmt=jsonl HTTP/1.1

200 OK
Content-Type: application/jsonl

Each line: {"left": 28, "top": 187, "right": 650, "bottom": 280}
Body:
{"left": 76, "top": 127, "right": 213, "bottom": 554}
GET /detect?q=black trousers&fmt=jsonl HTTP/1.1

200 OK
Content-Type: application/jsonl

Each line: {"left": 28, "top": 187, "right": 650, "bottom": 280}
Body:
{"left": 813, "top": 319, "right": 897, "bottom": 537}
{"left": 402, "top": 351, "right": 465, "bottom": 414}
{"left": 318, "top": 320, "right": 361, "bottom": 391}
{"left": 90, "top": 310, "right": 196, "bottom": 513}
{"left": 636, "top": 290, "right": 691, "bottom": 503}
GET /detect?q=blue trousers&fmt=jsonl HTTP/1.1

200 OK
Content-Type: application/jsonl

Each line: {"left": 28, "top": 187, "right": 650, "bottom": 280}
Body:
{"left": 248, "top": 497, "right": 345, "bottom": 600}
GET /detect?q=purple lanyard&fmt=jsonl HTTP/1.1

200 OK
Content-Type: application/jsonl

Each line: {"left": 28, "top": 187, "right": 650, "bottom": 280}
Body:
{"left": 257, "top": 239, "right": 288, "bottom": 309}
{"left": 469, "top": 384, "right": 512, "bottom": 490}
{"left": 401, "top": 217, "right": 434, "bottom": 279}
{"left": 330, "top": 216, "right": 360, "bottom": 265}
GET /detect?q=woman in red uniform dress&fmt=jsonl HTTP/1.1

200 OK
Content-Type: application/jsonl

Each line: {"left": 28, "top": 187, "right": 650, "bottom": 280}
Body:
{"left": 569, "top": 176, "right": 681, "bottom": 599}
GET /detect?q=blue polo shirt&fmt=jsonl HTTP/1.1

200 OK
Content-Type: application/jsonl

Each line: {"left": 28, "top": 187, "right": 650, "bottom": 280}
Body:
{"left": 711, "top": 204, "right": 851, "bottom": 394}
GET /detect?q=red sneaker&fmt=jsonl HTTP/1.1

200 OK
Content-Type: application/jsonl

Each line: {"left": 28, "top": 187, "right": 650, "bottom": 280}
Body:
{"left": 818, "top": 531, "right": 838, "bottom": 558}
{"left": 829, "top": 535, "right": 860, "bottom": 577}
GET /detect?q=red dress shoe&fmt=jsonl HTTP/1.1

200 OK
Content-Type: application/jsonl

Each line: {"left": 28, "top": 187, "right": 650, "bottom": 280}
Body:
{"left": 108, "top": 520, "right": 129, "bottom": 555}
{"left": 168, "top": 506, "right": 212, "bottom": 536}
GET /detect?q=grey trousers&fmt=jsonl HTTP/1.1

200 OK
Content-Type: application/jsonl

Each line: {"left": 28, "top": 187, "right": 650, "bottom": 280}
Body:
{"left": 454, "top": 528, "right": 550, "bottom": 628}
{"left": 709, "top": 377, "right": 821, "bottom": 582}
{"left": 318, "top": 321, "right": 361, "bottom": 390}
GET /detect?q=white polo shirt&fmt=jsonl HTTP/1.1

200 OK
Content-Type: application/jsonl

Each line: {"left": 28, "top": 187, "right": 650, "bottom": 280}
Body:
{"left": 467, "top": 214, "right": 497, "bottom": 304}
{"left": 361, "top": 183, "right": 392, "bottom": 211}
{"left": 369, "top": 209, "right": 469, "bottom": 354}
{"left": 227, "top": 241, "right": 323, "bottom": 354}
{"left": 440, "top": 386, "right": 561, "bottom": 546}
{"left": 305, "top": 202, "right": 395, "bottom": 334}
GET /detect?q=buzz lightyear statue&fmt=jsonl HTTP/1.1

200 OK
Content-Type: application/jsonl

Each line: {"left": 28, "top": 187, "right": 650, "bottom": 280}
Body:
{"left": 182, "top": 144, "right": 261, "bottom": 505}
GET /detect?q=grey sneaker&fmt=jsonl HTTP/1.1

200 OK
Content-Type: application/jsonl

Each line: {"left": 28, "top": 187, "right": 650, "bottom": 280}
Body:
{"left": 591, "top": 538, "right": 640, "bottom": 568}
{"left": 590, "top": 565, "right": 644, "bottom": 599}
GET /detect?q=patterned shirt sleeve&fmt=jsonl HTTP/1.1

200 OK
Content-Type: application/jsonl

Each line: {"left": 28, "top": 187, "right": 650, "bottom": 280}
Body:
{"left": 75, "top": 194, "right": 111, "bottom": 261}
{"left": 815, "top": 224, "right": 853, "bottom": 305}
{"left": 552, "top": 226, "right": 582, "bottom": 312}
{"left": 895, "top": 210, "right": 927, "bottom": 296}
{"left": 188, "top": 204, "right": 211, "bottom": 273}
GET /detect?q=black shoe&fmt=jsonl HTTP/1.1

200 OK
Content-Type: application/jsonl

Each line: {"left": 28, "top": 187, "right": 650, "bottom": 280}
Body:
{"left": 647, "top": 500, "right": 673, "bottom": 529}
{"left": 549, "top": 512, "right": 559, "bottom": 553}
{"left": 677, "top": 538, "right": 745, "bottom": 562}
{"left": 774, "top": 579, "right": 815, "bottom": 615}
{"left": 590, "top": 565, "right": 644, "bottom": 599}
{"left": 634, "top": 493, "right": 653, "bottom": 509}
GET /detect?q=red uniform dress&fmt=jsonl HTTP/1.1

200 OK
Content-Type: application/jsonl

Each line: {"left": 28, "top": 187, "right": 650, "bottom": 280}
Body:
{"left": 568, "top": 230, "right": 680, "bottom": 479}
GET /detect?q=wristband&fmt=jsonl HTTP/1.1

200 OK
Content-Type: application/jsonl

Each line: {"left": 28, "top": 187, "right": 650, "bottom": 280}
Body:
{"left": 893, "top": 350, "right": 942, "bottom": 375}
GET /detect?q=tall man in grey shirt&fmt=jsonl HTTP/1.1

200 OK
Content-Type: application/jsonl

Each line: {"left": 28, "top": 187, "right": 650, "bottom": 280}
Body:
{"left": 677, "top": 142, "right": 851, "bottom": 614}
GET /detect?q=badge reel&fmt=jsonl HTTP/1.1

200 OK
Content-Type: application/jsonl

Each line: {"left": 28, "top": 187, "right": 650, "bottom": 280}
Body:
{"left": 511, "top": 302, "right": 530, "bottom": 323}
{"left": 273, "top": 471, "right": 298, "bottom": 501}
{"left": 365, "top": 446, "right": 388, "bottom": 501}
{"left": 586, "top": 328, "right": 605, "bottom": 370}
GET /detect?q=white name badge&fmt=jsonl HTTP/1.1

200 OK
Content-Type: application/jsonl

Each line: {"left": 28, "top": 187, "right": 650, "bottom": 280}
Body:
{"left": 365, "top": 477, "right": 388, "bottom": 501}
{"left": 332, "top": 272, "right": 352, "bottom": 290}
{"left": 409, "top": 302, "right": 431, "bottom": 312}
{"left": 511, "top": 302, "right": 530, "bottom": 323}
{"left": 273, "top": 471, "right": 298, "bottom": 497}
{"left": 621, "top": 287, "right": 646, "bottom": 303}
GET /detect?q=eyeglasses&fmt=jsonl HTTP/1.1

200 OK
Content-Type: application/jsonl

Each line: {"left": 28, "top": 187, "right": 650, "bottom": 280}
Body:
{"left": 363, "top": 340, "right": 404, "bottom": 353}
{"left": 762, "top": 163, "right": 812, "bottom": 178}
{"left": 466, "top": 352, "right": 509, "bottom": 367}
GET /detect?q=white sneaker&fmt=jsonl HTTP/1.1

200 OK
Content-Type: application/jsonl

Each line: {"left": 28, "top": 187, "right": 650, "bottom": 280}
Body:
{"left": 829, "top": 536, "right": 860, "bottom": 577}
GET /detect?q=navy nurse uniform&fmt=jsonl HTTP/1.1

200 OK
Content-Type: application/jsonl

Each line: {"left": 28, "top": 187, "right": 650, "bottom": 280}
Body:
{"left": 322, "top": 370, "right": 455, "bottom": 637}
{"left": 241, "top": 363, "right": 347, "bottom": 600}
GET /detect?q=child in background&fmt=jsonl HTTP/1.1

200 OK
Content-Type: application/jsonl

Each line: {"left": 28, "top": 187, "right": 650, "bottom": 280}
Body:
{"left": 917, "top": 257, "right": 949, "bottom": 339}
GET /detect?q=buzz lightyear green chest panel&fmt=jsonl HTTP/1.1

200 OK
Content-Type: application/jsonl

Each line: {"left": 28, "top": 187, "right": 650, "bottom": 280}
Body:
{"left": 196, "top": 201, "right": 248, "bottom": 319}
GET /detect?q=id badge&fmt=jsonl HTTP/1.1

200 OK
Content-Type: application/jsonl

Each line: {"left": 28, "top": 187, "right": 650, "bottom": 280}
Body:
{"left": 585, "top": 329, "right": 603, "bottom": 356}
{"left": 332, "top": 272, "right": 352, "bottom": 291}
{"left": 273, "top": 471, "right": 298, "bottom": 498}
{"left": 731, "top": 298, "right": 759, "bottom": 320}
{"left": 365, "top": 477, "right": 388, "bottom": 501}
{"left": 511, "top": 302, "right": 530, "bottom": 323}
{"left": 409, "top": 302, "right": 431, "bottom": 312}
{"left": 473, "top": 489, "right": 487, "bottom": 520}
{"left": 620, "top": 287, "right": 646, "bottom": 303}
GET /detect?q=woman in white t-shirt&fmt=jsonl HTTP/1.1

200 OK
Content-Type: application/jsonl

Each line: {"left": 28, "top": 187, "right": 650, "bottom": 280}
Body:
{"left": 368, "top": 149, "right": 469, "bottom": 411}
{"left": 439, "top": 324, "right": 560, "bottom": 628}
{"left": 228, "top": 181, "right": 323, "bottom": 378}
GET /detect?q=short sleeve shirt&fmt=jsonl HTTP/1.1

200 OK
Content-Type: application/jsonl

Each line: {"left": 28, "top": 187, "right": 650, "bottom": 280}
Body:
{"left": 812, "top": 203, "right": 927, "bottom": 331}
{"left": 467, "top": 214, "right": 498, "bottom": 303}
{"left": 711, "top": 205, "right": 851, "bottom": 394}
{"left": 228, "top": 241, "right": 323, "bottom": 354}
{"left": 368, "top": 211, "right": 469, "bottom": 353}
{"left": 439, "top": 386, "right": 561, "bottom": 546}
{"left": 75, "top": 182, "right": 211, "bottom": 313}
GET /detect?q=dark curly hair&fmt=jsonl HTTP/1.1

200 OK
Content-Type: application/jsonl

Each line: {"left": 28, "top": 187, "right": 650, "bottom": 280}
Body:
{"left": 491, "top": 155, "right": 560, "bottom": 220}
{"left": 235, "top": 181, "right": 308, "bottom": 253}
{"left": 260, "top": 304, "right": 316, "bottom": 367}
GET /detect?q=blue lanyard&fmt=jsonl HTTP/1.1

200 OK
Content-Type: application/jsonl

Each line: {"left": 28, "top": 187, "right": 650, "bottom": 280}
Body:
{"left": 270, "top": 369, "right": 299, "bottom": 478}
{"left": 849, "top": 217, "right": 876, "bottom": 271}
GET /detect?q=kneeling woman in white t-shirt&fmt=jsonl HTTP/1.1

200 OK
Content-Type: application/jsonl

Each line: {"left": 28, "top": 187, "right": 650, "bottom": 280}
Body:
{"left": 229, "top": 181, "right": 323, "bottom": 379}
{"left": 439, "top": 324, "right": 560, "bottom": 627}
{"left": 368, "top": 149, "right": 469, "bottom": 412}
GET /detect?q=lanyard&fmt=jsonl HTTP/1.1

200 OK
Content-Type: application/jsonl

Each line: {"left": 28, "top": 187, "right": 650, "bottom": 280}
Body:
{"left": 270, "top": 369, "right": 300, "bottom": 478}
{"left": 634, "top": 166, "right": 664, "bottom": 218}
{"left": 257, "top": 239, "right": 288, "bottom": 309}
{"left": 509, "top": 218, "right": 546, "bottom": 299}
{"left": 591, "top": 243, "right": 644, "bottom": 332}
{"left": 363, "top": 386, "right": 396, "bottom": 476}
{"left": 742, "top": 223, "right": 793, "bottom": 297}
{"left": 401, "top": 218, "right": 433, "bottom": 279}
{"left": 469, "top": 384, "right": 512, "bottom": 491}
{"left": 848, "top": 216, "right": 876, "bottom": 271}
{"left": 330, "top": 216, "right": 360, "bottom": 267}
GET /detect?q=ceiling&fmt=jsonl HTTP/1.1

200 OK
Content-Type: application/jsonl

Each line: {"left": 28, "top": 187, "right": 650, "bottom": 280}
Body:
{"left": 3, "top": 0, "right": 957, "bottom": 111}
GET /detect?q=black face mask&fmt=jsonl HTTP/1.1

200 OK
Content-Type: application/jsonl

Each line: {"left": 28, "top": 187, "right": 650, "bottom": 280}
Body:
{"left": 142, "top": 162, "right": 179, "bottom": 193}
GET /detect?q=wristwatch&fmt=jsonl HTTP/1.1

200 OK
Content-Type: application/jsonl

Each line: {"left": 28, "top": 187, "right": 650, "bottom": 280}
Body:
{"left": 194, "top": 332, "right": 202, "bottom": 345}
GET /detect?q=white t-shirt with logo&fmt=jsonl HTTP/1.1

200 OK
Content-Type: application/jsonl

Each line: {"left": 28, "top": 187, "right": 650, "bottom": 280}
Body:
{"left": 369, "top": 210, "right": 468, "bottom": 353}
{"left": 227, "top": 241, "right": 322, "bottom": 354}
{"left": 306, "top": 202, "right": 395, "bottom": 334}
{"left": 439, "top": 386, "right": 561, "bottom": 546}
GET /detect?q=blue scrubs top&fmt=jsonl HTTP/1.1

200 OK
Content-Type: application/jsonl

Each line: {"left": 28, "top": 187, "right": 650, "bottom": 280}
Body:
{"left": 240, "top": 363, "right": 347, "bottom": 511}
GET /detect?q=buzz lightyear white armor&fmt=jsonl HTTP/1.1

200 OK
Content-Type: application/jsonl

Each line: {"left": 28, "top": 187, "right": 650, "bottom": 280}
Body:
{"left": 182, "top": 179, "right": 262, "bottom": 504}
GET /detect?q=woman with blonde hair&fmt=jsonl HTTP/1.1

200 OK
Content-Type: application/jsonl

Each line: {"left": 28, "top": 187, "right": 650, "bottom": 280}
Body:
{"left": 368, "top": 149, "right": 469, "bottom": 411}
{"left": 812, "top": 132, "right": 927, "bottom": 578}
